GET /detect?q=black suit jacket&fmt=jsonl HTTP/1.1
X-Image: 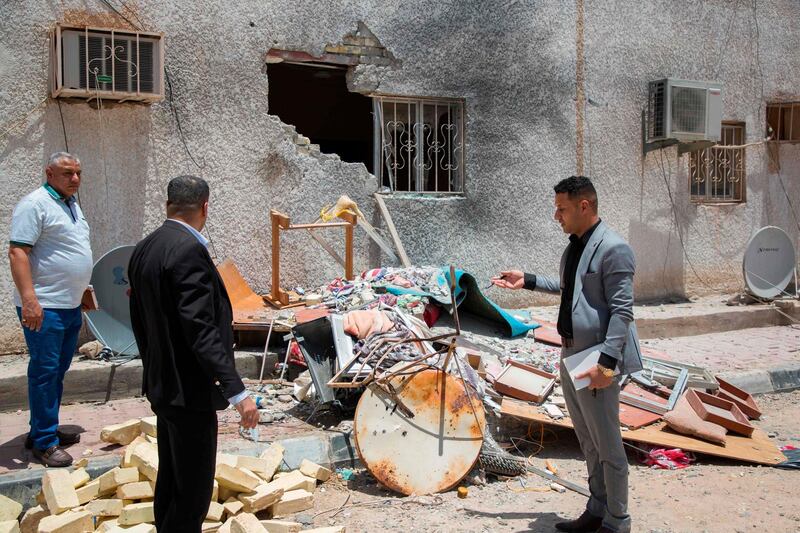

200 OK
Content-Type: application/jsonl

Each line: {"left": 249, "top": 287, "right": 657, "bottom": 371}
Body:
{"left": 128, "top": 220, "right": 244, "bottom": 411}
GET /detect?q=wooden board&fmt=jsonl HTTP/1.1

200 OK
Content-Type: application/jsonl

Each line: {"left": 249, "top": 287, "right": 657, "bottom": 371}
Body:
{"left": 374, "top": 193, "right": 411, "bottom": 267}
{"left": 501, "top": 398, "right": 784, "bottom": 465}
{"left": 531, "top": 318, "right": 561, "bottom": 346}
{"left": 618, "top": 403, "right": 663, "bottom": 430}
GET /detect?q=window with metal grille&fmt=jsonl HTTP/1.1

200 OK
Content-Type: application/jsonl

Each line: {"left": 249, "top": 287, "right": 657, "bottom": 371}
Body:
{"left": 374, "top": 96, "right": 464, "bottom": 194}
{"left": 688, "top": 122, "right": 745, "bottom": 203}
{"left": 766, "top": 102, "right": 800, "bottom": 141}
{"left": 51, "top": 24, "right": 164, "bottom": 102}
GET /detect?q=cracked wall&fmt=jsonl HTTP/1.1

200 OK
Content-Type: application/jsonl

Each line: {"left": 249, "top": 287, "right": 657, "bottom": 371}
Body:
{"left": 0, "top": 1, "right": 799, "bottom": 352}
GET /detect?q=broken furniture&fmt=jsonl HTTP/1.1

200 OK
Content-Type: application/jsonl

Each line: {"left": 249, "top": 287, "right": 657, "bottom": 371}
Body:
{"left": 494, "top": 360, "right": 556, "bottom": 403}
{"left": 715, "top": 377, "right": 762, "bottom": 419}
{"left": 266, "top": 209, "right": 356, "bottom": 308}
{"left": 501, "top": 397, "right": 783, "bottom": 465}
{"left": 621, "top": 360, "right": 688, "bottom": 415}
{"left": 354, "top": 367, "right": 486, "bottom": 495}
{"left": 217, "top": 259, "right": 279, "bottom": 330}
{"left": 663, "top": 393, "right": 728, "bottom": 445}
{"left": 642, "top": 355, "right": 719, "bottom": 391}
{"left": 685, "top": 389, "right": 755, "bottom": 437}
{"left": 320, "top": 194, "right": 400, "bottom": 264}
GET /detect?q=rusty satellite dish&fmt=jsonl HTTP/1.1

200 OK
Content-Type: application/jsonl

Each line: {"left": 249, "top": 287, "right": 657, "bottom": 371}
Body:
{"left": 354, "top": 368, "right": 486, "bottom": 495}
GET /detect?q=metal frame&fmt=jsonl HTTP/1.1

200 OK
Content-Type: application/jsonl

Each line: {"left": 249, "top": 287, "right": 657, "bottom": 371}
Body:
{"left": 621, "top": 362, "right": 688, "bottom": 415}
{"left": 642, "top": 355, "right": 718, "bottom": 391}
{"left": 373, "top": 94, "right": 465, "bottom": 195}
{"left": 689, "top": 121, "right": 746, "bottom": 203}
{"left": 766, "top": 102, "right": 800, "bottom": 142}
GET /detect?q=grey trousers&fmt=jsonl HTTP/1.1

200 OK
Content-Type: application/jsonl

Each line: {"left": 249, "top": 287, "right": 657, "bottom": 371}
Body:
{"left": 560, "top": 351, "right": 631, "bottom": 532}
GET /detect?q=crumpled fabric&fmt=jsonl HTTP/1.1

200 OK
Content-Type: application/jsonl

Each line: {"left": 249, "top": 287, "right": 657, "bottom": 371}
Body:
{"left": 642, "top": 447, "right": 694, "bottom": 469}
{"left": 343, "top": 309, "right": 395, "bottom": 339}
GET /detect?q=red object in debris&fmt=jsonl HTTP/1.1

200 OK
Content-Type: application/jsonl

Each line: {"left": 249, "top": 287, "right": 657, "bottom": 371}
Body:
{"left": 423, "top": 303, "right": 442, "bottom": 327}
{"left": 285, "top": 341, "right": 307, "bottom": 368}
{"left": 643, "top": 447, "right": 694, "bottom": 470}
{"left": 294, "top": 307, "right": 330, "bottom": 324}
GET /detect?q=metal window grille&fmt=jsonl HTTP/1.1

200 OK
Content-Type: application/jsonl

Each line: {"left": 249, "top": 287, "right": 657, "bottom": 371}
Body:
{"left": 373, "top": 96, "right": 464, "bottom": 194}
{"left": 689, "top": 122, "right": 745, "bottom": 203}
{"left": 766, "top": 102, "right": 800, "bottom": 142}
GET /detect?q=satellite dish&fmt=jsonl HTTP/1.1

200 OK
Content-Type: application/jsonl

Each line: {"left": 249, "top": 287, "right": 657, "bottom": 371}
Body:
{"left": 84, "top": 245, "right": 138, "bottom": 356}
{"left": 743, "top": 226, "right": 796, "bottom": 299}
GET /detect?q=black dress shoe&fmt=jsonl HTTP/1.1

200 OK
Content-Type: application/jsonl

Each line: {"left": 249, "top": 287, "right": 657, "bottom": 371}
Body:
{"left": 555, "top": 510, "right": 604, "bottom": 532}
{"left": 24, "top": 430, "right": 81, "bottom": 450}
{"left": 595, "top": 527, "right": 616, "bottom": 533}
{"left": 32, "top": 445, "right": 73, "bottom": 467}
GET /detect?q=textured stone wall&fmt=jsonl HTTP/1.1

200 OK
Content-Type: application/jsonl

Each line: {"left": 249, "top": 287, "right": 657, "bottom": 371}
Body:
{"left": 0, "top": 0, "right": 798, "bottom": 352}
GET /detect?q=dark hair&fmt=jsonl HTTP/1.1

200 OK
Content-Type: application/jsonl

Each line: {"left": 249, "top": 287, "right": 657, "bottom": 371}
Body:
{"left": 554, "top": 175, "right": 598, "bottom": 211}
{"left": 167, "top": 175, "right": 209, "bottom": 211}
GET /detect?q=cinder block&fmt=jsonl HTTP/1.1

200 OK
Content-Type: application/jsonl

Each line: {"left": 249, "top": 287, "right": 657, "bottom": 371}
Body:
{"left": 0, "top": 520, "right": 19, "bottom": 533}
{"left": 207, "top": 501, "right": 225, "bottom": 522}
{"left": 261, "top": 471, "right": 315, "bottom": 494}
{"left": 18, "top": 504, "right": 47, "bottom": 533}
{"left": 117, "top": 502, "right": 154, "bottom": 526}
{"left": 130, "top": 443, "right": 159, "bottom": 482}
{"left": 258, "top": 443, "right": 285, "bottom": 482}
{"left": 270, "top": 490, "right": 313, "bottom": 517}
{"left": 42, "top": 469, "right": 80, "bottom": 514}
{"left": 122, "top": 436, "right": 148, "bottom": 468}
{"left": 222, "top": 497, "right": 244, "bottom": 517}
{"left": 212, "top": 480, "right": 219, "bottom": 502}
{"left": 216, "top": 453, "right": 239, "bottom": 467}
{"left": 218, "top": 517, "right": 233, "bottom": 533}
{"left": 202, "top": 521, "right": 223, "bottom": 532}
{"left": 237, "top": 456, "right": 273, "bottom": 479}
{"left": 93, "top": 518, "right": 118, "bottom": 533}
{"left": 0, "top": 494, "right": 22, "bottom": 522}
{"left": 218, "top": 485, "right": 238, "bottom": 503}
{"left": 100, "top": 419, "right": 142, "bottom": 445}
{"left": 259, "top": 520, "right": 302, "bottom": 533}
{"left": 37, "top": 510, "right": 93, "bottom": 533}
{"left": 85, "top": 499, "right": 123, "bottom": 517}
{"left": 98, "top": 467, "right": 140, "bottom": 493}
{"left": 238, "top": 485, "right": 284, "bottom": 514}
{"left": 299, "top": 459, "right": 331, "bottom": 482}
{"left": 215, "top": 464, "right": 260, "bottom": 493}
{"left": 75, "top": 480, "right": 100, "bottom": 505}
{"left": 69, "top": 468, "right": 90, "bottom": 489}
{"left": 230, "top": 513, "right": 267, "bottom": 533}
{"left": 116, "top": 481, "right": 154, "bottom": 500}
{"left": 139, "top": 416, "right": 157, "bottom": 438}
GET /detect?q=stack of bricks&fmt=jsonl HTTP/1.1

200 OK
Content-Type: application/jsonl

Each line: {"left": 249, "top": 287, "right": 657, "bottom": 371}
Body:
{"left": 0, "top": 416, "right": 345, "bottom": 532}
{"left": 322, "top": 27, "right": 394, "bottom": 67}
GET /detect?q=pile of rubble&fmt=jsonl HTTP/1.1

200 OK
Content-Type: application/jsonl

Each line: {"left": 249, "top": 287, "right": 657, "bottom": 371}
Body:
{"left": 0, "top": 417, "right": 344, "bottom": 533}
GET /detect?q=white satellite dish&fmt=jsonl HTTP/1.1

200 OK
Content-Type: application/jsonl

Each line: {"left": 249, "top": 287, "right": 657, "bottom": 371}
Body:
{"left": 743, "top": 226, "right": 797, "bottom": 299}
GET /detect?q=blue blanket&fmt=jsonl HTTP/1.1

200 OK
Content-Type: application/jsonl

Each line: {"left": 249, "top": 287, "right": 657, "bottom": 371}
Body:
{"left": 386, "top": 268, "right": 539, "bottom": 338}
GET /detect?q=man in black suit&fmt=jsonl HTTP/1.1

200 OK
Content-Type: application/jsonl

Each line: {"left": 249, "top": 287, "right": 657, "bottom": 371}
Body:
{"left": 129, "top": 175, "right": 258, "bottom": 532}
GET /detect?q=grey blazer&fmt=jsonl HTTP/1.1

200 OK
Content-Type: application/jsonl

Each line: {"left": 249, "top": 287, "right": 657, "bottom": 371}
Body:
{"left": 533, "top": 221, "right": 643, "bottom": 375}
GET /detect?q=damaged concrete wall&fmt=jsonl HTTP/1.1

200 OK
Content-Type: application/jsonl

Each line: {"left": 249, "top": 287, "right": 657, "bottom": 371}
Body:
{"left": 0, "top": 1, "right": 799, "bottom": 352}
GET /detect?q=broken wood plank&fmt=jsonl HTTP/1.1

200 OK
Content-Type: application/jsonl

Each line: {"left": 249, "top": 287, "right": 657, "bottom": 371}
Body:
{"left": 501, "top": 397, "right": 784, "bottom": 465}
{"left": 373, "top": 193, "right": 410, "bottom": 267}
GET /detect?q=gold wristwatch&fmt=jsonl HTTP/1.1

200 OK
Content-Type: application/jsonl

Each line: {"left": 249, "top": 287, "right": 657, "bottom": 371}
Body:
{"left": 598, "top": 365, "right": 615, "bottom": 378}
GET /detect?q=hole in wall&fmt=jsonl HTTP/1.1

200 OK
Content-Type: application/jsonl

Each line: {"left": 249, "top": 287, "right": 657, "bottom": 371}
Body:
{"left": 267, "top": 62, "right": 373, "bottom": 173}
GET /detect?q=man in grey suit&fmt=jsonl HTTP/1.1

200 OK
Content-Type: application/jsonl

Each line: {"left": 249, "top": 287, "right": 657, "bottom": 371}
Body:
{"left": 493, "top": 176, "right": 642, "bottom": 533}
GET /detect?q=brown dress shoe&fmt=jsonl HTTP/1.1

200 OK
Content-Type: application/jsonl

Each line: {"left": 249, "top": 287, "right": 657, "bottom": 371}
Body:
{"left": 555, "top": 510, "right": 603, "bottom": 532}
{"left": 32, "top": 445, "right": 73, "bottom": 467}
{"left": 24, "top": 430, "right": 81, "bottom": 450}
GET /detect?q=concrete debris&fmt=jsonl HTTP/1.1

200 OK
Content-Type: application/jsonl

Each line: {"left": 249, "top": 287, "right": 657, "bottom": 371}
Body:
{"left": 0, "top": 414, "right": 344, "bottom": 532}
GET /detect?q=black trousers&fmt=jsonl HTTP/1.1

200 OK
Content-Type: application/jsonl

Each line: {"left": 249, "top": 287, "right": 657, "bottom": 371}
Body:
{"left": 152, "top": 405, "right": 217, "bottom": 532}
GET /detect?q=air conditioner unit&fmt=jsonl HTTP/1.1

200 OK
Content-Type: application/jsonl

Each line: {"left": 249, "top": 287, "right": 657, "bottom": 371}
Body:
{"left": 50, "top": 24, "right": 164, "bottom": 102}
{"left": 647, "top": 78, "right": 722, "bottom": 143}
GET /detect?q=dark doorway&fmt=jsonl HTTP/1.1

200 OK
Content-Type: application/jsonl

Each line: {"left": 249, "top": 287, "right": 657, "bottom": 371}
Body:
{"left": 267, "top": 62, "right": 373, "bottom": 173}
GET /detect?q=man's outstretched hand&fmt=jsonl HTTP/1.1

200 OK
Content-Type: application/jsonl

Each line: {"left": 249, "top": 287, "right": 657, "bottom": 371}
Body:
{"left": 235, "top": 396, "right": 259, "bottom": 429}
{"left": 491, "top": 270, "right": 525, "bottom": 290}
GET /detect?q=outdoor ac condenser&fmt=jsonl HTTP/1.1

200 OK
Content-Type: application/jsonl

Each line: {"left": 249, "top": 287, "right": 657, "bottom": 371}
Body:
{"left": 647, "top": 78, "right": 722, "bottom": 143}
{"left": 51, "top": 24, "right": 164, "bottom": 102}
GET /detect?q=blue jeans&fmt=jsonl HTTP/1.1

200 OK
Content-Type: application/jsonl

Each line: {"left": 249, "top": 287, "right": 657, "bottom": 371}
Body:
{"left": 17, "top": 306, "right": 82, "bottom": 450}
